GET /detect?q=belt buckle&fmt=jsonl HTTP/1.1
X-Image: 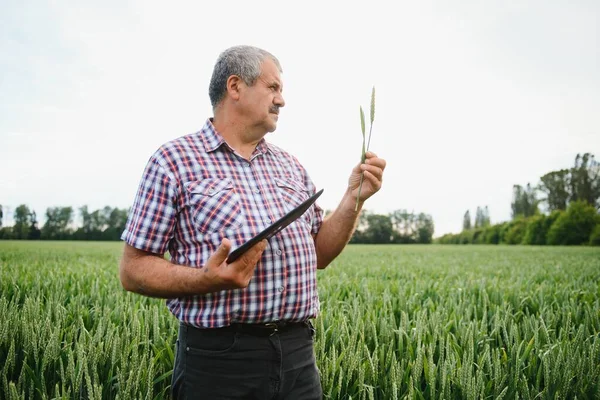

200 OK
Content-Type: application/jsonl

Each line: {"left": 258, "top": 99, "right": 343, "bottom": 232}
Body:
{"left": 264, "top": 322, "right": 279, "bottom": 336}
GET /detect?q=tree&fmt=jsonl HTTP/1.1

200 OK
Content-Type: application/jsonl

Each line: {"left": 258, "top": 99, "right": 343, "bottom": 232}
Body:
{"left": 511, "top": 183, "right": 539, "bottom": 219}
{"left": 511, "top": 185, "right": 524, "bottom": 218}
{"left": 547, "top": 201, "right": 599, "bottom": 245}
{"left": 522, "top": 183, "right": 539, "bottom": 217}
{"left": 28, "top": 211, "right": 41, "bottom": 240}
{"left": 415, "top": 213, "right": 434, "bottom": 244}
{"left": 463, "top": 210, "right": 471, "bottom": 231}
{"left": 42, "top": 207, "right": 74, "bottom": 240}
{"left": 80, "top": 205, "right": 92, "bottom": 233}
{"left": 539, "top": 169, "right": 570, "bottom": 211}
{"left": 590, "top": 224, "right": 600, "bottom": 246}
{"left": 103, "top": 207, "right": 129, "bottom": 240}
{"left": 365, "top": 214, "right": 395, "bottom": 244}
{"left": 13, "top": 204, "right": 31, "bottom": 239}
{"left": 42, "top": 208, "right": 58, "bottom": 240}
{"left": 351, "top": 210, "right": 434, "bottom": 244}
{"left": 90, "top": 209, "right": 107, "bottom": 232}
{"left": 0, "top": 204, "right": 3, "bottom": 228}
{"left": 570, "top": 153, "right": 600, "bottom": 209}
{"left": 349, "top": 210, "right": 369, "bottom": 243}
{"left": 522, "top": 211, "right": 562, "bottom": 245}
{"left": 538, "top": 154, "right": 600, "bottom": 212}
{"left": 391, "top": 210, "right": 415, "bottom": 239}
{"left": 502, "top": 218, "right": 529, "bottom": 244}
{"left": 474, "top": 207, "right": 482, "bottom": 229}
{"left": 484, "top": 223, "right": 504, "bottom": 244}
{"left": 474, "top": 206, "right": 491, "bottom": 228}
{"left": 483, "top": 206, "right": 491, "bottom": 227}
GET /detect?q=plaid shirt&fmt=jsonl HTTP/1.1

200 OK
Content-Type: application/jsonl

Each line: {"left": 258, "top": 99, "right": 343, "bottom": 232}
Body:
{"left": 122, "top": 119, "right": 324, "bottom": 328}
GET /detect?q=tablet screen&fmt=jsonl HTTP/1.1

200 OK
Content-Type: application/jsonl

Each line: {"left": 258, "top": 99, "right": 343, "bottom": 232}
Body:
{"left": 226, "top": 189, "right": 324, "bottom": 263}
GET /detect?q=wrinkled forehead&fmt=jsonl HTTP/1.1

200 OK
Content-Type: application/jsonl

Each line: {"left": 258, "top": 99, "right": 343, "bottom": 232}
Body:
{"left": 260, "top": 58, "right": 283, "bottom": 84}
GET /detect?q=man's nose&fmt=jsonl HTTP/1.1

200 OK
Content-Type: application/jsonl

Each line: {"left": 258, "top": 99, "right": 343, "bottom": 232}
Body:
{"left": 275, "top": 93, "right": 285, "bottom": 108}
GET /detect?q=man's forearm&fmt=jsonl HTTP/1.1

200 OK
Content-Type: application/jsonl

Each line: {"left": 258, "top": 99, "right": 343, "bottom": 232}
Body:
{"left": 120, "top": 246, "right": 215, "bottom": 298}
{"left": 314, "top": 191, "right": 363, "bottom": 269}
{"left": 120, "top": 239, "right": 265, "bottom": 298}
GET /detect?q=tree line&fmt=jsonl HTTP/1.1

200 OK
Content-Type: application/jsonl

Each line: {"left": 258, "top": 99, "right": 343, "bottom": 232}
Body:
{"left": 348, "top": 210, "right": 435, "bottom": 244}
{"left": 0, "top": 202, "right": 436, "bottom": 245}
{"left": 438, "top": 153, "right": 600, "bottom": 246}
{"left": 0, "top": 205, "right": 129, "bottom": 241}
{"left": 2, "top": 153, "right": 596, "bottom": 245}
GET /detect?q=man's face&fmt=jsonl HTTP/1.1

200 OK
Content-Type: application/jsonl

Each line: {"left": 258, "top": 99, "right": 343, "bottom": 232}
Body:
{"left": 238, "top": 58, "right": 285, "bottom": 134}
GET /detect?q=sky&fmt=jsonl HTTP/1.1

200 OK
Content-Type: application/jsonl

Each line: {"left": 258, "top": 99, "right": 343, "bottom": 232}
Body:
{"left": 1, "top": 0, "right": 599, "bottom": 237}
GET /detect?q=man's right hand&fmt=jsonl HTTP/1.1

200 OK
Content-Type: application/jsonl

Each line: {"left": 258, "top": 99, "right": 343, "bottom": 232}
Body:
{"left": 119, "top": 239, "right": 267, "bottom": 298}
{"left": 203, "top": 238, "right": 267, "bottom": 291}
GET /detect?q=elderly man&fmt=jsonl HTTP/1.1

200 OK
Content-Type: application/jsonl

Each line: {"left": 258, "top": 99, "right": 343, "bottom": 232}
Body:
{"left": 119, "top": 45, "right": 386, "bottom": 399}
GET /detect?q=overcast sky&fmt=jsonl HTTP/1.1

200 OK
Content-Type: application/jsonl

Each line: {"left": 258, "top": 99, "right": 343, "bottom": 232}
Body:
{"left": 1, "top": 0, "right": 599, "bottom": 236}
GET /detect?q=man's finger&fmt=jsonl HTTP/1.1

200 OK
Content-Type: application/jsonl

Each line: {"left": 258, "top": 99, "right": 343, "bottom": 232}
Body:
{"left": 212, "top": 238, "right": 232, "bottom": 266}
{"left": 363, "top": 170, "right": 383, "bottom": 191}
{"left": 365, "top": 157, "right": 386, "bottom": 170}
{"left": 361, "top": 164, "right": 383, "bottom": 181}
{"left": 237, "top": 240, "right": 267, "bottom": 268}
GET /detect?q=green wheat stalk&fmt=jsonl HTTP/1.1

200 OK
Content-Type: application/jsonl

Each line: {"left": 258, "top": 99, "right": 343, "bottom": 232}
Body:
{"left": 355, "top": 86, "right": 375, "bottom": 211}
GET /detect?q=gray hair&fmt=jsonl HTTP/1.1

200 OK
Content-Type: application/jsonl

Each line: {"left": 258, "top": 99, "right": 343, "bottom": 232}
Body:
{"left": 209, "top": 45, "right": 282, "bottom": 109}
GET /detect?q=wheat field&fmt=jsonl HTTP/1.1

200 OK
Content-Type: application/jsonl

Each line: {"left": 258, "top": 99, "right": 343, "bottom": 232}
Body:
{"left": 1, "top": 242, "right": 599, "bottom": 399}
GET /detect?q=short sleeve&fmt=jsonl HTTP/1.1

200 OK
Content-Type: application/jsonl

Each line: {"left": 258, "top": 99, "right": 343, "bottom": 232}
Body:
{"left": 121, "top": 156, "right": 178, "bottom": 254}
{"left": 299, "top": 166, "right": 324, "bottom": 235}
{"left": 310, "top": 201, "right": 324, "bottom": 235}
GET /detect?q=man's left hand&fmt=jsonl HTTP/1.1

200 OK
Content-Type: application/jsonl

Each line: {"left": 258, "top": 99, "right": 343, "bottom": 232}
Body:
{"left": 347, "top": 151, "right": 386, "bottom": 204}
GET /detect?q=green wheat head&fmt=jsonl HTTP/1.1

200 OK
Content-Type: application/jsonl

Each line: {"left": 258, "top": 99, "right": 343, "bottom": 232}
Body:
{"left": 356, "top": 86, "right": 376, "bottom": 211}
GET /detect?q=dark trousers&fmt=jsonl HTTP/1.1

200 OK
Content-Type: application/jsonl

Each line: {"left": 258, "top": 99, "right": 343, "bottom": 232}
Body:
{"left": 171, "top": 321, "right": 322, "bottom": 399}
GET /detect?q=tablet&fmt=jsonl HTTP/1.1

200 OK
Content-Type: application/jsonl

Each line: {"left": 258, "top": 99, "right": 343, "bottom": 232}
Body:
{"left": 226, "top": 188, "right": 324, "bottom": 263}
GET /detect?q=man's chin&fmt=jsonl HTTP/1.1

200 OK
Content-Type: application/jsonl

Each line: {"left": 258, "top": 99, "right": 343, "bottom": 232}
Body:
{"left": 266, "top": 122, "right": 278, "bottom": 133}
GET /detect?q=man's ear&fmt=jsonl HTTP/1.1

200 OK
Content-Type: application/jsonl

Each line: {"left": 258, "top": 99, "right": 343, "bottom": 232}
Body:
{"left": 226, "top": 75, "right": 243, "bottom": 101}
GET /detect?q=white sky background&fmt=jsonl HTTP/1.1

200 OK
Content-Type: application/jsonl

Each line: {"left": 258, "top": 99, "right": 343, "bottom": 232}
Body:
{"left": 1, "top": 0, "right": 599, "bottom": 236}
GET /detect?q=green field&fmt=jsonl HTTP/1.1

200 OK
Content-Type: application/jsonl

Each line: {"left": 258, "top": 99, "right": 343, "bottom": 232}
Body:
{"left": 1, "top": 242, "right": 599, "bottom": 399}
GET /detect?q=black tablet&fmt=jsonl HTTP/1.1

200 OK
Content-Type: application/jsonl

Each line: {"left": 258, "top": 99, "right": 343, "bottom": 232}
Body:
{"left": 226, "top": 189, "right": 324, "bottom": 263}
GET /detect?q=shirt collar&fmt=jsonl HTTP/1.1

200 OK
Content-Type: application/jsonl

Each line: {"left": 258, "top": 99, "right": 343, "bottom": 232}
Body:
{"left": 201, "top": 118, "right": 275, "bottom": 157}
{"left": 200, "top": 119, "right": 229, "bottom": 153}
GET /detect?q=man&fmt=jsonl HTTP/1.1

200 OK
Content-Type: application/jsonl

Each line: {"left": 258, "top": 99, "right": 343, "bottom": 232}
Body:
{"left": 119, "top": 45, "right": 386, "bottom": 399}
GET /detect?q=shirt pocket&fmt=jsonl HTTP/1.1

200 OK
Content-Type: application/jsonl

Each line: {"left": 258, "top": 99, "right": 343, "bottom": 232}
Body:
{"left": 184, "top": 178, "right": 244, "bottom": 234}
{"left": 274, "top": 177, "right": 312, "bottom": 225}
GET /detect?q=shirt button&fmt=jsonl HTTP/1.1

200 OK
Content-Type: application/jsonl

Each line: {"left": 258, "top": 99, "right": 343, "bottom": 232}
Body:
{"left": 254, "top": 188, "right": 260, "bottom": 194}
{"left": 278, "top": 286, "right": 285, "bottom": 293}
{"left": 208, "top": 188, "right": 215, "bottom": 194}
{"left": 266, "top": 218, "right": 271, "bottom": 224}
{"left": 276, "top": 250, "right": 282, "bottom": 256}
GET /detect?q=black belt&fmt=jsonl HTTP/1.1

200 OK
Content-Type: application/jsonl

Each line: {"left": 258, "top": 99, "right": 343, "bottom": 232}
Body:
{"left": 229, "top": 321, "right": 306, "bottom": 337}
{"left": 186, "top": 321, "right": 307, "bottom": 337}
